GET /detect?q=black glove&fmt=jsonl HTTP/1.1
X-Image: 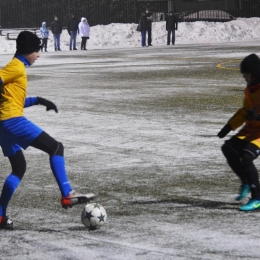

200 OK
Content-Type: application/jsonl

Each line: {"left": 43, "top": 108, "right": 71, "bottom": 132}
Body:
{"left": 37, "top": 97, "right": 58, "bottom": 113}
{"left": 246, "top": 110, "right": 260, "bottom": 120}
{"left": 217, "top": 124, "right": 231, "bottom": 138}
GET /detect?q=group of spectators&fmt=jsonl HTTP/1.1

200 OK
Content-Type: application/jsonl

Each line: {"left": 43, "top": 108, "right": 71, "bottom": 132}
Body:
{"left": 39, "top": 10, "right": 178, "bottom": 52}
{"left": 138, "top": 8, "right": 178, "bottom": 47}
{"left": 39, "top": 13, "right": 90, "bottom": 52}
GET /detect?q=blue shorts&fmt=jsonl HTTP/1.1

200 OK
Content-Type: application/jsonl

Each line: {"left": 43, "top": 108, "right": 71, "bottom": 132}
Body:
{"left": 0, "top": 117, "right": 43, "bottom": 157}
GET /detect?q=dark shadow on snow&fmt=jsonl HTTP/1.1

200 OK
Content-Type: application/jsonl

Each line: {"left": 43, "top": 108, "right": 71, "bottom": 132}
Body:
{"left": 130, "top": 197, "right": 240, "bottom": 210}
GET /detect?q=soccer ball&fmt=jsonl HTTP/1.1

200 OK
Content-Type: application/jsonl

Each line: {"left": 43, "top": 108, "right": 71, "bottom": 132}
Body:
{"left": 81, "top": 203, "right": 107, "bottom": 230}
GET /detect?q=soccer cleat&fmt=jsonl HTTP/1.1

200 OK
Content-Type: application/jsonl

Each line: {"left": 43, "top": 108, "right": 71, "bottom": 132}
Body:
{"left": 61, "top": 190, "right": 95, "bottom": 209}
{"left": 235, "top": 184, "right": 250, "bottom": 201}
{"left": 239, "top": 198, "right": 260, "bottom": 211}
{"left": 0, "top": 216, "right": 13, "bottom": 229}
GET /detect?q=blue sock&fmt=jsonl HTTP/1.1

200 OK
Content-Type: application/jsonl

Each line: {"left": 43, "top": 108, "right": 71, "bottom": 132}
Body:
{"left": 50, "top": 155, "right": 72, "bottom": 197}
{"left": 0, "top": 174, "right": 21, "bottom": 216}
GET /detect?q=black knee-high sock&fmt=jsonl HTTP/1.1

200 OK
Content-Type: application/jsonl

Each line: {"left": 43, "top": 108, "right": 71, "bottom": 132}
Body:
{"left": 222, "top": 144, "right": 247, "bottom": 184}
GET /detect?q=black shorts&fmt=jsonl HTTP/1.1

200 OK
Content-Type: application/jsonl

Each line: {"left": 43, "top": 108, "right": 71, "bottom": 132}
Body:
{"left": 225, "top": 136, "right": 260, "bottom": 158}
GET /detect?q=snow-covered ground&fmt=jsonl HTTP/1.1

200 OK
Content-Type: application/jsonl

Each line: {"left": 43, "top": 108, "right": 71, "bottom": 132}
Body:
{"left": 1, "top": 17, "right": 260, "bottom": 53}
{"left": 0, "top": 18, "right": 260, "bottom": 260}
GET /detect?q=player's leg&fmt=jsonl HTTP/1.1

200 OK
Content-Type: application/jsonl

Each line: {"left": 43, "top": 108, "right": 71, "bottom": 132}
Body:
{"left": 30, "top": 131, "right": 94, "bottom": 208}
{"left": 30, "top": 131, "right": 72, "bottom": 196}
{"left": 221, "top": 137, "right": 250, "bottom": 200}
{"left": 0, "top": 149, "right": 26, "bottom": 229}
{"left": 239, "top": 142, "right": 260, "bottom": 211}
{"left": 221, "top": 137, "right": 247, "bottom": 182}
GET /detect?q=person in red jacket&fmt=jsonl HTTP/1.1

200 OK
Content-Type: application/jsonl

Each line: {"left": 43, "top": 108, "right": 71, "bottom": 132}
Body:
{"left": 218, "top": 53, "right": 260, "bottom": 211}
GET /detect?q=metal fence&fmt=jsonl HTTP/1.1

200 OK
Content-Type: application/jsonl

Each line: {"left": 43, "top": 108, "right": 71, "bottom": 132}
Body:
{"left": 0, "top": 0, "right": 167, "bottom": 28}
{"left": 0, "top": 0, "right": 259, "bottom": 29}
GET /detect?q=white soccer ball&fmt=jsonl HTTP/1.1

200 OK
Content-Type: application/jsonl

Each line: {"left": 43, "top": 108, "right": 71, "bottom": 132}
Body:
{"left": 81, "top": 203, "right": 107, "bottom": 230}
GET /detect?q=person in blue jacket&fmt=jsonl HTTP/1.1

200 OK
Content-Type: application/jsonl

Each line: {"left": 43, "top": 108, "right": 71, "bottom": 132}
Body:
{"left": 40, "top": 21, "right": 49, "bottom": 52}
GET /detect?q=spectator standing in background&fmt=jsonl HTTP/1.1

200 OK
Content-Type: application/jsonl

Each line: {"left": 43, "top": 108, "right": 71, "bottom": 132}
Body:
{"left": 51, "top": 15, "right": 62, "bottom": 51}
{"left": 67, "top": 13, "right": 79, "bottom": 51}
{"left": 166, "top": 11, "right": 178, "bottom": 45}
{"left": 138, "top": 12, "right": 149, "bottom": 47}
{"left": 78, "top": 17, "right": 90, "bottom": 50}
{"left": 40, "top": 21, "right": 49, "bottom": 52}
{"left": 145, "top": 8, "right": 153, "bottom": 46}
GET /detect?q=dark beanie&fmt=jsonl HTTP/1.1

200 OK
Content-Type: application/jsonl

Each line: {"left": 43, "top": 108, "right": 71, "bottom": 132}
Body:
{"left": 16, "top": 31, "right": 42, "bottom": 55}
{"left": 240, "top": 53, "right": 260, "bottom": 74}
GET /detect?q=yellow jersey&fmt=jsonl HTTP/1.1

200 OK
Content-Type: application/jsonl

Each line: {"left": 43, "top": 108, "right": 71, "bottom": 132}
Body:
{"left": 0, "top": 57, "right": 27, "bottom": 121}
{"left": 228, "top": 85, "right": 260, "bottom": 147}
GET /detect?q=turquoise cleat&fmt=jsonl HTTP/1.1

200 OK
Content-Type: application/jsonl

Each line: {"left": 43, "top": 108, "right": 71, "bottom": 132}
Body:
{"left": 239, "top": 198, "right": 260, "bottom": 211}
{"left": 235, "top": 184, "right": 250, "bottom": 201}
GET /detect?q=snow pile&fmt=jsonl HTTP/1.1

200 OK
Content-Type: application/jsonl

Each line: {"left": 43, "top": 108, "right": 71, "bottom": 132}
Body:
{"left": 0, "top": 17, "right": 260, "bottom": 53}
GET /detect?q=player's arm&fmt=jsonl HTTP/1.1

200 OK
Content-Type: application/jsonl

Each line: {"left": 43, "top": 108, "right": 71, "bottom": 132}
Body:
{"left": 228, "top": 108, "right": 247, "bottom": 129}
{"left": 0, "top": 79, "right": 57, "bottom": 113}
{"left": 24, "top": 97, "right": 58, "bottom": 113}
{"left": 24, "top": 97, "right": 38, "bottom": 107}
{"left": 217, "top": 108, "right": 247, "bottom": 138}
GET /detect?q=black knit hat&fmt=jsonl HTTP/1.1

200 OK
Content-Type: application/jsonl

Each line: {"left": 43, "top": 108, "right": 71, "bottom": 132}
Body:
{"left": 16, "top": 31, "right": 42, "bottom": 55}
{"left": 240, "top": 53, "right": 260, "bottom": 74}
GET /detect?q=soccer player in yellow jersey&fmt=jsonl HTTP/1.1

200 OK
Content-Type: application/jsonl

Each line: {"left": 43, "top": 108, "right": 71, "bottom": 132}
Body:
{"left": 0, "top": 31, "right": 94, "bottom": 229}
{"left": 218, "top": 53, "right": 260, "bottom": 211}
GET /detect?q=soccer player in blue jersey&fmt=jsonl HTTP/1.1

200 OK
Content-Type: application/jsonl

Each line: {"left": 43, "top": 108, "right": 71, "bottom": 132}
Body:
{"left": 0, "top": 31, "right": 94, "bottom": 229}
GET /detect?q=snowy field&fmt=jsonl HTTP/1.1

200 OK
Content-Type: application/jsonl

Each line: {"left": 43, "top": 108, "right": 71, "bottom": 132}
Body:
{"left": 1, "top": 19, "right": 260, "bottom": 259}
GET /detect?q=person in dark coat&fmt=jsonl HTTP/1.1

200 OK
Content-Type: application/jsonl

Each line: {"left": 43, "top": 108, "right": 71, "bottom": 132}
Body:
{"left": 166, "top": 11, "right": 178, "bottom": 45}
{"left": 67, "top": 13, "right": 79, "bottom": 50}
{"left": 138, "top": 12, "right": 150, "bottom": 47}
{"left": 50, "top": 15, "right": 63, "bottom": 51}
{"left": 145, "top": 8, "right": 153, "bottom": 46}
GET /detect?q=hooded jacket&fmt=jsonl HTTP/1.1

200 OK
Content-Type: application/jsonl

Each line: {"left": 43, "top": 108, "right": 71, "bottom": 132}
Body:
{"left": 40, "top": 22, "right": 49, "bottom": 39}
{"left": 78, "top": 17, "right": 90, "bottom": 37}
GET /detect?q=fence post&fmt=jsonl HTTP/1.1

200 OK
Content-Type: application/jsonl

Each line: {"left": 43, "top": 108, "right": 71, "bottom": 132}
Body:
{"left": 168, "top": 1, "right": 174, "bottom": 12}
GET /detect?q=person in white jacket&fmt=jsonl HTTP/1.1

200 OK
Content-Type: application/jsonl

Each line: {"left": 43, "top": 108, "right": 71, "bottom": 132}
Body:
{"left": 78, "top": 17, "right": 90, "bottom": 50}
